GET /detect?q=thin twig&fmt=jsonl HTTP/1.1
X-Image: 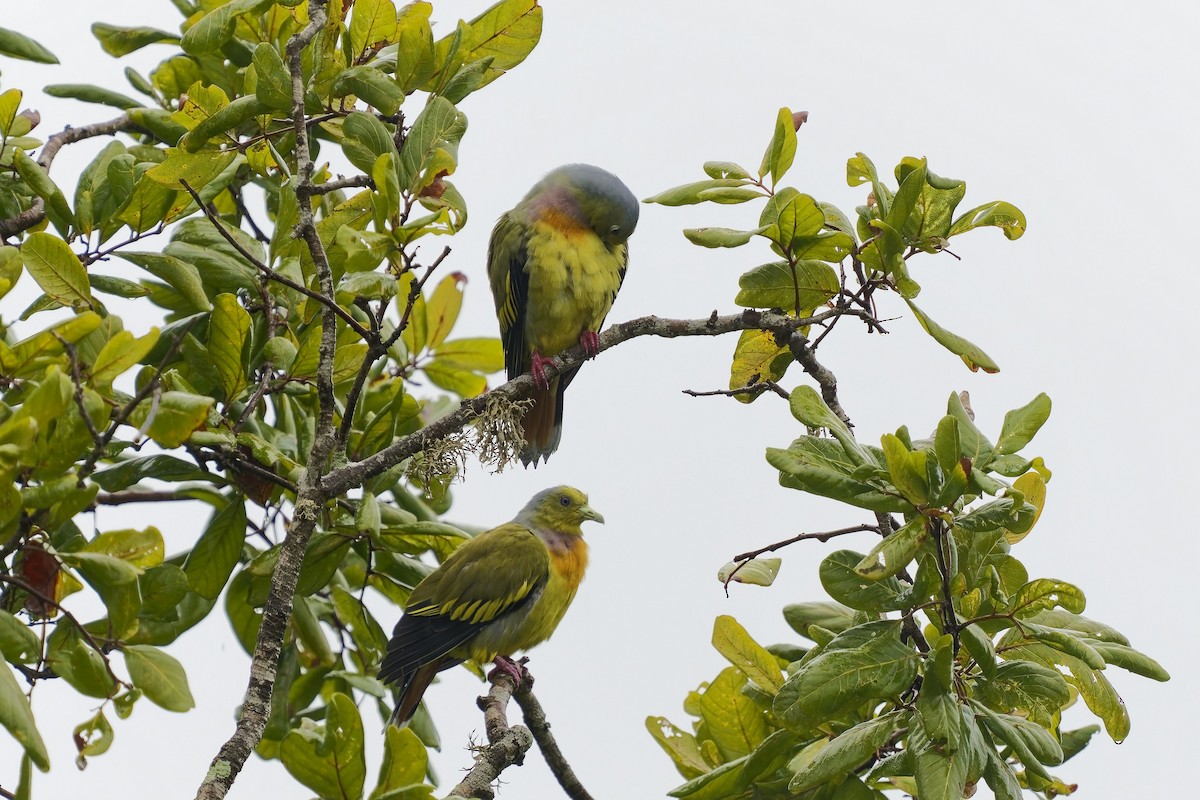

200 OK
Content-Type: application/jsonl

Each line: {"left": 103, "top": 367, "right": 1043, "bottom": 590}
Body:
{"left": 514, "top": 683, "right": 594, "bottom": 800}
{"left": 309, "top": 174, "right": 374, "bottom": 195}
{"left": 177, "top": 179, "right": 372, "bottom": 341}
{"left": 722, "top": 524, "right": 879, "bottom": 594}
{"left": 445, "top": 669, "right": 534, "bottom": 799}
{"left": 683, "top": 380, "right": 790, "bottom": 400}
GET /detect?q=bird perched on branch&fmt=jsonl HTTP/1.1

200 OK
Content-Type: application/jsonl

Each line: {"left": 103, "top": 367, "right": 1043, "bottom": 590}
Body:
{"left": 488, "top": 164, "right": 638, "bottom": 466}
{"left": 378, "top": 486, "right": 603, "bottom": 726}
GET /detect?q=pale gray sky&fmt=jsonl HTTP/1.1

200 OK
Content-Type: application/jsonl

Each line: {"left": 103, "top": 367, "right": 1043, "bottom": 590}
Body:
{"left": 2, "top": 1, "right": 1197, "bottom": 798}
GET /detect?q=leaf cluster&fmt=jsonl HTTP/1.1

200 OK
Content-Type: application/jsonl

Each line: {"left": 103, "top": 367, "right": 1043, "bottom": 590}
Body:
{"left": 0, "top": 0, "right": 538, "bottom": 790}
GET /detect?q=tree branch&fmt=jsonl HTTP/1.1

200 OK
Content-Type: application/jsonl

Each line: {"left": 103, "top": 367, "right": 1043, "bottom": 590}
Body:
{"left": 513, "top": 684, "right": 594, "bottom": 800}
{"left": 322, "top": 306, "right": 867, "bottom": 496}
{"left": 193, "top": 4, "right": 337, "bottom": 798}
{"left": 445, "top": 670, "right": 534, "bottom": 799}
{"left": 0, "top": 114, "right": 133, "bottom": 240}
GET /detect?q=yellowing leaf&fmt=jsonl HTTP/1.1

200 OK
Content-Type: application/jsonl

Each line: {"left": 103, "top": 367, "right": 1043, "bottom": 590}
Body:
{"left": 91, "top": 327, "right": 160, "bottom": 390}
{"left": 20, "top": 232, "right": 91, "bottom": 309}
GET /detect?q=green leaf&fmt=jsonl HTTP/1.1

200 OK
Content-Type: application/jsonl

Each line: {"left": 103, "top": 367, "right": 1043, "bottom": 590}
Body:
{"left": 425, "top": 272, "right": 465, "bottom": 348}
{"left": 121, "top": 644, "right": 195, "bottom": 711}
{"left": 789, "top": 711, "right": 906, "bottom": 792}
{"left": 703, "top": 161, "right": 751, "bottom": 180}
{"left": 45, "top": 625, "right": 116, "bottom": 699}
{"left": 1008, "top": 578, "right": 1085, "bottom": 618}
{"left": 853, "top": 517, "right": 927, "bottom": 580}
{"left": 73, "top": 710, "right": 115, "bottom": 768}
{"left": 397, "top": 96, "right": 467, "bottom": 193}
{"left": 768, "top": 437, "right": 906, "bottom": 514}
{"left": 995, "top": 393, "right": 1051, "bottom": 455}
{"left": 348, "top": 0, "right": 397, "bottom": 57}
{"left": 180, "top": 3, "right": 238, "bottom": 54}
{"left": 333, "top": 66, "right": 406, "bottom": 116}
{"left": 643, "top": 178, "right": 750, "bottom": 206}
{"left": 0, "top": 611, "right": 41, "bottom": 664}
{"left": 910, "top": 708, "right": 972, "bottom": 800}
{"left": 372, "top": 725, "right": 429, "bottom": 798}
{"left": 180, "top": 95, "right": 271, "bottom": 152}
{"left": 0, "top": 664, "right": 50, "bottom": 771}
{"left": 391, "top": 1, "right": 437, "bottom": 93}
{"left": 0, "top": 244, "right": 22, "bottom": 302}
{"left": 44, "top": 83, "right": 141, "bottom": 109}
{"left": 209, "top": 293, "right": 251, "bottom": 401}
{"left": 759, "top": 106, "right": 798, "bottom": 184}
{"left": 1087, "top": 641, "right": 1170, "bottom": 681}
{"left": 820, "top": 550, "right": 910, "bottom": 612}
{"left": 886, "top": 157, "right": 927, "bottom": 232}
{"left": 667, "top": 755, "right": 750, "bottom": 800}
{"left": 1021, "top": 622, "right": 1106, "bottom": 670}
{"left": 905, "top": 299, "right": 999, "bottom": 373}
{"left": 445, "top": 0, "right": 542, "bottom": 89}
{"left": 697, "top": 186, "right": 763, "bottom": 204}
{"left": 711, "top": 615, "right": 783, "bottom": 693}
{"left": 91, "top": 23, "right": 179, "bottom": 56}
{"left": 184, "top": 500, "right": 247, "bottom": 600}
{"left": 84, "top": 527, "right": 164, "bottom": 568}
{"left": 19, "top": 232, "right": 92, "bottom": 309}
{"left": 91, "top": 327, "right": 160, "bottom": 390}
{"left": 432, "top": 338, "right": 503, "bottom": 372}
{"left": 949, "top": 200, "right": 1026, "bottom": 240}
{"left": 280, "top": 692, "right": 367, "bottom": 800}
{"left": 129, "top": 391, "right": 216, "bottom": 448}
{"left": 879, "top": 433, "right": 929, "bottom": 505}
{"left": 696, "top": 666, "right": 769, "bottom": 759}
{"left": 735, "top": 260, "right": 838, "bottom": 312}
{"left": 760, "top": 188, "right": 824, "bottom": 250}
{"left": 975, "top": 702, "right": 1061, "bottom": 778}
{"left": 728, "top": 329, "right": 791, "bottom": 403}
{"left": 716, "top": 557, "right": 781, "bottom": 587}
{"left": 146, "top": 148, "right": 239, "bottom": 190}
{"left": 646, "top": 717, "right": 708, "bottom": 780}
{"left": 773, "top": 620, "right": 919, "bottom": 731}
{"left": 683, "top": 226, "right": 766, "bottom": 248}
{"left": 343, "top": 111, "right": 399, "bottom": 176}
{"left": 116, "top": 251, "right": 212, "bottom": 312}
{"left": 0, "top": 26, "right": 58, "bottom": 63}
{"left": 66, "top": 552, "right": 143, "bottom": 637}
{"left": 423, "top": 360, "right": 486, "bottom": 398}
{"left": 139, "top": 564, "right": 191, "bottom": 618}
{"left": 92, "top": 454, "right": 213, "bottom": 491}
{"left": 982, "top": 747, "right": 1023, "bottom": 800}
{"left": 974, "top": 660, "right": 1070, "bottom": 727}
{"left": 252, "top": 43, "right": 292, "bottom": 109}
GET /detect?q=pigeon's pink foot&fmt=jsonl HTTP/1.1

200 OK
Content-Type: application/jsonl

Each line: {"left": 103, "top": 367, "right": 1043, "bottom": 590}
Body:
{"left": 579, "top": 330, "right": 601, "bottom": 359}
{"left": 529, "top": 351, "right": 551, "bottom": 390}
{"left": 488, "top": 655, "right": 529, "bottom": 688}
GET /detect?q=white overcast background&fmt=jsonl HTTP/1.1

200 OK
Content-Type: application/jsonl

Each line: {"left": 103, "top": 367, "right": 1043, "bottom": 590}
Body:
{"left": 2, "top": 2, "right": 1197, "bottom": 798}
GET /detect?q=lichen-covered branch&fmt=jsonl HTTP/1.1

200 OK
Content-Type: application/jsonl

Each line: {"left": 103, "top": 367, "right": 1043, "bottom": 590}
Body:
{"left": 322, "top": 305, "right": 871, "bottom": 496}
{"left": 445, "top": 671, "right": 534, "bottom": 800}
{"left": 193, "top": 4, "right": 334, "bottom": 799}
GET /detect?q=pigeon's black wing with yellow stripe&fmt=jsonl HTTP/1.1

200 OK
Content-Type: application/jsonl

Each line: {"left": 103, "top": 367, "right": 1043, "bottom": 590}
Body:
{"left": 378, "top": 523, "right": 550, "bottom": 723}
{"left": 487, "top": 212, "right": 532, "bottom": 382}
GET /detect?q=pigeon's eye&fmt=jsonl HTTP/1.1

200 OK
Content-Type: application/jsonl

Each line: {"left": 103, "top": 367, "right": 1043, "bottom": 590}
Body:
{"left": 609, "top": 225, "right": 621, "bottom": 235}
{"left": 559, "top": 496, "right": 571, "bottom": 507}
